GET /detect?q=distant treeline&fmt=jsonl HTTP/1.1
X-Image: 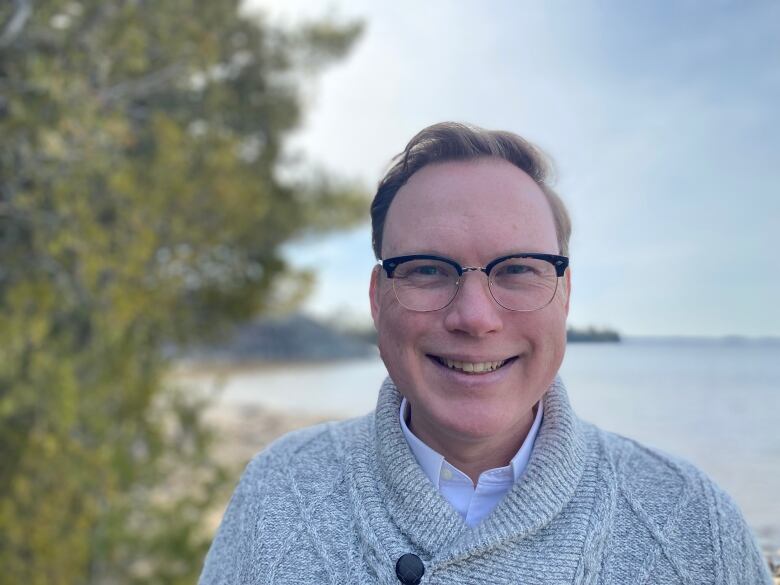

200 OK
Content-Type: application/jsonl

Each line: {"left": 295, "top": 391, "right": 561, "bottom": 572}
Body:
{"left": 567, "top": 327, "right": 621, "bottom": 342}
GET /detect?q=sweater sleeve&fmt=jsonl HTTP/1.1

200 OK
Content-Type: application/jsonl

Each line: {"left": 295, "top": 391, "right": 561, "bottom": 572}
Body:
{"left": 709, "top": 482, "right": 773, "bottom": 585}
{"left": 198, "top": 455, "right": 268, "bottom": 585}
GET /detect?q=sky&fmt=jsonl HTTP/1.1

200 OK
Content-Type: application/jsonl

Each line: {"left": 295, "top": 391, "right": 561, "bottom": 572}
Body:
{"left": 248, "top": 0, "right": 780, "bottom": 337}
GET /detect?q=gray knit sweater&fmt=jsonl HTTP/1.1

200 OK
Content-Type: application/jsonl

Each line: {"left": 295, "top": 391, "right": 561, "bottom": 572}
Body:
{"left": 199, "top": 378, "right": 772, "bottom": 584}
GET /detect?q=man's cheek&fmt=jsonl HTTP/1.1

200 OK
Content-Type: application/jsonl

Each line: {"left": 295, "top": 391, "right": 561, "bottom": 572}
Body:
{"left": 378, "top": 325, "right": 406, "bottom": 359}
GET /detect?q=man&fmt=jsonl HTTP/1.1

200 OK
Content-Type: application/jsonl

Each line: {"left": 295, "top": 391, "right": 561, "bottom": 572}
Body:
{"left": 199, "top": 123, "right": 771, "bottom": 584}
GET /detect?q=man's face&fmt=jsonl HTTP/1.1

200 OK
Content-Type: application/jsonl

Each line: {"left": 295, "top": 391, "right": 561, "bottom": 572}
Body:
{"left": 370, "top": 158, "right": 570, "bottom": 452}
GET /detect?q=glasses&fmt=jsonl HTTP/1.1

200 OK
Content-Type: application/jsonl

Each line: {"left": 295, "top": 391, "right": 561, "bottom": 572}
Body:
{"left": 379, "top": 253, "right": 569, "bottom": 312}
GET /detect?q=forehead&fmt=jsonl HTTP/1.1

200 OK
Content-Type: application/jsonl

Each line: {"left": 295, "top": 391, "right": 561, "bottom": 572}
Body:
{"left": 382, "top": 158, "right": 558, "bottom": 259}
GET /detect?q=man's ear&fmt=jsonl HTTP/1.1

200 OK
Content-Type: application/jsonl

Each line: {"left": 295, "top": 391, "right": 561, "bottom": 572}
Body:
{"left": 369, "top": 265, "right": 382, "bottom": 328}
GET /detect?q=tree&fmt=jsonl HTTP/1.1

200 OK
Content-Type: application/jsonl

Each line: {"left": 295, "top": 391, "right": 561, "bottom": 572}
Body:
{"left": 0, "top": 1, "right": 364, "bottom": 583}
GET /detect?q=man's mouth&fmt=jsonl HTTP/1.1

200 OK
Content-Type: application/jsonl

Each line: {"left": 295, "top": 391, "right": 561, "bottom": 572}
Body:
{"left": 428, "top": 355, "right": 516, "bottom": 374}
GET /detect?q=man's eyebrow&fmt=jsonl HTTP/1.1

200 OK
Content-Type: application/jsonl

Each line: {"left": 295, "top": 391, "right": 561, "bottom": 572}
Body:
{"left": 394, "top": 250, "right": 451, "bottom": 257}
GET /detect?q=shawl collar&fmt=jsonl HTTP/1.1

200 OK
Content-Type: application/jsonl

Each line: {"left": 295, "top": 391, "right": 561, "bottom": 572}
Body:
{"left": 348, "top": 375, "right": 589, "bottom": 558}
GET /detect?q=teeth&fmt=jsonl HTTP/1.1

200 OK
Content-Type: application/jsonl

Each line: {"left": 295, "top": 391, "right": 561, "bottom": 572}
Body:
{"left": 443, "top": 358, "right": 506, "bottom": 373}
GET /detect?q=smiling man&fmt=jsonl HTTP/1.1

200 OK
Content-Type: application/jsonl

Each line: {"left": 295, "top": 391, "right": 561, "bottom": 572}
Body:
{"left": 371, "top": 155, "right": 568, "bottom": 494}
{"left": 199, "top": 123, "right": 771, "bottom": 584}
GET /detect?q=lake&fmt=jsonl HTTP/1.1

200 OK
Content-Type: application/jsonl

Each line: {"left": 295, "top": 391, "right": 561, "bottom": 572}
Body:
{"left": 192, "top": 338, "right": 780, "bottom": 551}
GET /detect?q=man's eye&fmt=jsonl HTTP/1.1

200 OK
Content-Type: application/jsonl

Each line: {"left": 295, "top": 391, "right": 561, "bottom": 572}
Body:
{"left": 505, "top": 264, "right": 531, "bottom": 274}
{"left": 412, "top": 265, "right": 441, "bottom": 276}
{"left": 500, "top": 263, "right": 535, "bottom": 276}
{"left": 397, "top": 261, "right": 453, "bottom": 280}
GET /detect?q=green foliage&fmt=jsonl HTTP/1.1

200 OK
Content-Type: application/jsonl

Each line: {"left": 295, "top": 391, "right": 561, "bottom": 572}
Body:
{"left": 0, "top": 1, "right": 363, "bottom": 582}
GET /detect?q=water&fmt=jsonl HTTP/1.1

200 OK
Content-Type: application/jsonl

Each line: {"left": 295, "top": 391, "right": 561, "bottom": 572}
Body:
{"left": 195, "top": 338, "right": 780, "bottom": 549}
{"left": 560, "top": 338, "right": 780, "bottom": 550}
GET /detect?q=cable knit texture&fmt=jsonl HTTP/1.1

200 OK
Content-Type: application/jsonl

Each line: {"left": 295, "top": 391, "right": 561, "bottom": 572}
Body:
{"left": 199, "top": 377, "right": 772, "bottom": 584}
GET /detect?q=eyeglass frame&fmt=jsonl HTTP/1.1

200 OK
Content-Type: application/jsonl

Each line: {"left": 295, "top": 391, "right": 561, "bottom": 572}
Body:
{"left": 378, "top": 252, "right": 570, "bottom": 312}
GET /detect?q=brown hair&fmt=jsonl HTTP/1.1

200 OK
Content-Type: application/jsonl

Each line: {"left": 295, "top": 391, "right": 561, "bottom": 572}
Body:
{"left": 370, "top": 122, "right": 572, "bottom": 259}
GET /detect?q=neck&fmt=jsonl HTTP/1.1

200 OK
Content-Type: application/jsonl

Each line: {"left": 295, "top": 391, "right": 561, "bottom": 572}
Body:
{"left": 408, "top": 405, "right": 537, "bottom": 485}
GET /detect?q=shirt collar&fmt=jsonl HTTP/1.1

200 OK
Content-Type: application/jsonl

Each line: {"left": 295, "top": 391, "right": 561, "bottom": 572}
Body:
{"left": 399, "top": 396, "right": 544, "bottom": 488}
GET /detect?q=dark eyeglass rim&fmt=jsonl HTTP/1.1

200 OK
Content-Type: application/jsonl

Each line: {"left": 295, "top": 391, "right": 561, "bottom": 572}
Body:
{"left": 380, "top": 253, "right": 569, "bottom": 278}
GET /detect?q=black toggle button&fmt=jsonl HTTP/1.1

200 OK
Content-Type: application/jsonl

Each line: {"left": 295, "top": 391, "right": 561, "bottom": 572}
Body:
{"left": 395, "top": 553, "right": 425, "bottom": 585}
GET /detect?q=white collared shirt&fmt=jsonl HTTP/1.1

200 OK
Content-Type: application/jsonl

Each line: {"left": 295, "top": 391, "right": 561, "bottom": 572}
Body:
{"left": 399, "top": 398, "right": 543, "bottom": 527}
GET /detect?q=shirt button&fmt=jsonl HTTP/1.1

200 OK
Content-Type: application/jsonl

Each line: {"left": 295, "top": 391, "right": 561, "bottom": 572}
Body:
{"left": 441, "top": 467, "right": 453, "bottom": 481}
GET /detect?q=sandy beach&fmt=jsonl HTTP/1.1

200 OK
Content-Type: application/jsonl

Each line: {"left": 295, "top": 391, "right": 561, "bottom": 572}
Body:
{"left": 205, "top": 401, "right": 332, "bottom": 470}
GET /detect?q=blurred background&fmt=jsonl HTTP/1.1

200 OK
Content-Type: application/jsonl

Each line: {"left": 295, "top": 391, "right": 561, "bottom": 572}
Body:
{"left": 1, "top": 0, "right": 778, "bottom": 583}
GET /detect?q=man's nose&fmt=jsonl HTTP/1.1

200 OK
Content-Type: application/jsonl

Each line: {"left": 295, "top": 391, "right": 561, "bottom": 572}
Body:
{"left": 443, "top": 271, "right": 503, "bottom": 336}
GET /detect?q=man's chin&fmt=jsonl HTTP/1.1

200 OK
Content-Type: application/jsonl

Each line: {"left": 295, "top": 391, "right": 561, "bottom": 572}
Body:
{"left": 416, "top": 403, "right": 530, "bottom": 446}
